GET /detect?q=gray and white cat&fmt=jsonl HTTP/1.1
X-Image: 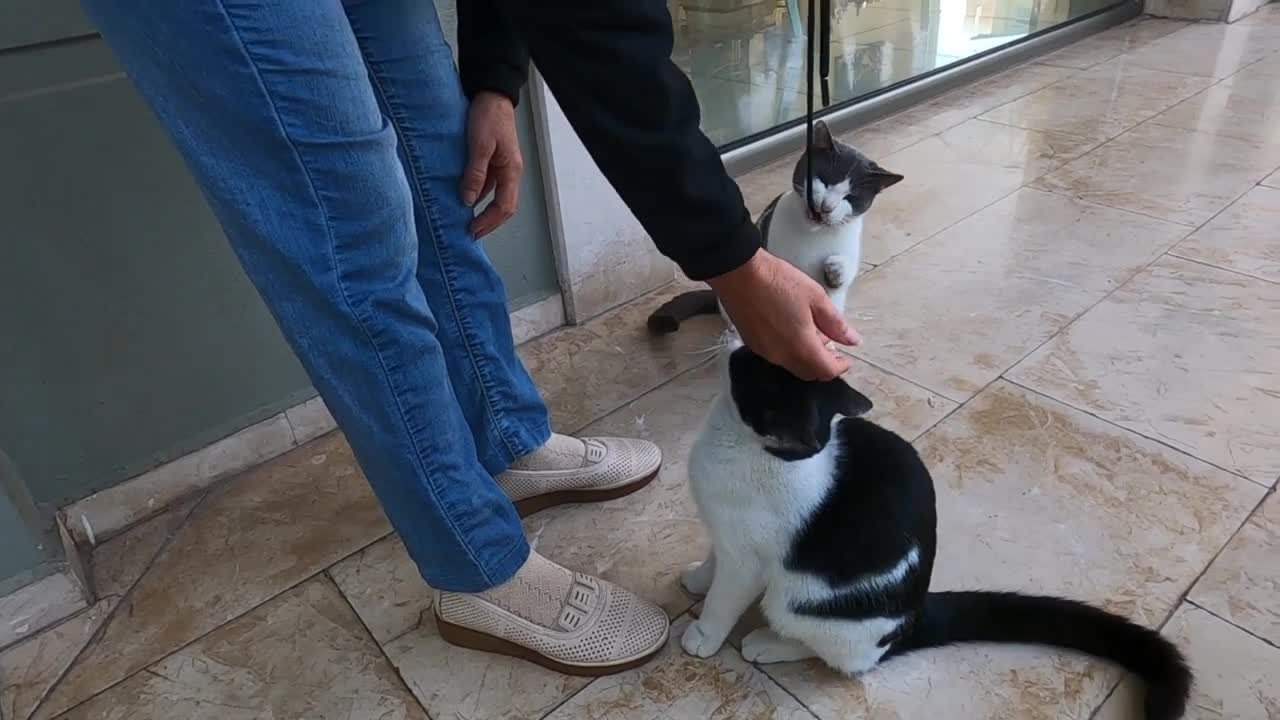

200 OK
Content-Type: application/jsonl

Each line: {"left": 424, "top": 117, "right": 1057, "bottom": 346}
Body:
{"left": 646, "top": 120, "right": 903, "bottom": 334}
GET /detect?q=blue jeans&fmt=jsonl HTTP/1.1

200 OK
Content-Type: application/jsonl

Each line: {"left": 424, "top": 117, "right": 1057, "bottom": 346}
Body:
{"left": 83, "top": 0, "right": 549, "bottom": 592}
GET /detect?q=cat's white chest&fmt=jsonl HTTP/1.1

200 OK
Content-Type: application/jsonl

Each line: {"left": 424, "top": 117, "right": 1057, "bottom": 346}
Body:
{"left": 688, "top": 398, "right": 838, "bottom": 557}
{"left": 768, "top": 193, "right": 864, "bottom": 285}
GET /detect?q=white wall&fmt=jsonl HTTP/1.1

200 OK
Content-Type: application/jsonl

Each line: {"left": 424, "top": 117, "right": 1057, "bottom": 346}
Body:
{"left": 529, "top": 73, "right": 677, "bottom": 323}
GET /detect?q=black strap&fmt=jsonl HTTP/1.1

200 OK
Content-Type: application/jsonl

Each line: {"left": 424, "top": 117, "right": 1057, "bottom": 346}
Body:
{"left": 805, "top": 0, "right": 833, "bottom": 217}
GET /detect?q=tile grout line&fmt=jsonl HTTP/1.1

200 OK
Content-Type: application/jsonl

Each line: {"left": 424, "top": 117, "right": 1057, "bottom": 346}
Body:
{"left": 36, "top": 524, "right": 396, "bottom": 720}
{"left": 1085, "top": 490, "right": 1276, "bottom": 719}
{"left": 1185, "top": 597, "right": 1280, "bottom": 652}
{"left": 321, "top": 572, "right": 437, "bottom": 720}
{"left": 1003, "top": 377, "right": 1265, "bottom": 488}
{"left": 533, "top": 607, "right": 699, "bottom": 720}
{"left": 989, "top": 159, "right": 1275, "bottom": 484}
{"left": 26, "top": 490, "right": 211, "bottom": 720}
{"left": 852, "top": 175, "right": 1200, "bottom": 414}
{"left": 1166, "top": 251, "right": 1280, "bottom": 287}
{"left": 864, "top": 108, "right": 1115, "bottom": 283}
{"left": 565, "top": 354, "right": 718, "bottom": 436}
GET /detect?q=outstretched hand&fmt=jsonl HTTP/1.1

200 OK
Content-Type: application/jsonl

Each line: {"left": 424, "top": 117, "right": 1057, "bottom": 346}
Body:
{"left": 708, "top": 250, "right": 860, "bottom": 381}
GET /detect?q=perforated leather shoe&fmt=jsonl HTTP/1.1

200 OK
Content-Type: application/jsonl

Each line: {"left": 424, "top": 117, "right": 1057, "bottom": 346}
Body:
{"left": 497, "top": 434, "right": 662, "bottom": 516}
{"left": 435, "top": 551, "right": 670, "bottom": 675}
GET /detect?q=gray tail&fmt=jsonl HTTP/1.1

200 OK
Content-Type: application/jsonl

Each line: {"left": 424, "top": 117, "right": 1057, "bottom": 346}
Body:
{"left": 646, "top": 289, "right": 719, "bottom": 335}
{"left": 891, "top": 591, "right": 1191, "bottom": 720}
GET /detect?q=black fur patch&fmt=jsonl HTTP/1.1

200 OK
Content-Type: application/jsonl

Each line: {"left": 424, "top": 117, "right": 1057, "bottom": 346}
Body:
{"left": 727, "top": 347, "right": 872, "bottom": 460}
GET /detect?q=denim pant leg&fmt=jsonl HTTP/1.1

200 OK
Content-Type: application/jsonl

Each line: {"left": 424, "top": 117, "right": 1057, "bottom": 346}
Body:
{"left": 82, "top": 0, "right": 528, "bottom": 592}
{"left": 341, "top": 0, "right": 552, "bottom": 478}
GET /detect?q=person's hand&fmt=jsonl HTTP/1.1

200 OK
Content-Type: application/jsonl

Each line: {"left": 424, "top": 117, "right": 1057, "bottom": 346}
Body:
{"left": 462, "top": 91, "right": 523, "bottom": 239}
{"left": 707, "top": 250, "right": 861, "bottom": 381}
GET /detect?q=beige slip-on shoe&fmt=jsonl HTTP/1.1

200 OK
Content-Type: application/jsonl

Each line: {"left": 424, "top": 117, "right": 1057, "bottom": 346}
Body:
{"left": 497, "top": 434, "right": 662, "bottom": 517}
{"left": 435, "top": 551, "right": 670, "bottom": 676}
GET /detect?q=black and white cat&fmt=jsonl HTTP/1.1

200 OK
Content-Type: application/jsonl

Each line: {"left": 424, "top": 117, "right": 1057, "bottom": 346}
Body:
{"left": 680, "top": 336, "right": 1192, "bottom": 720}
{"left": 646, "top": 120, "right": 902, "bottom": 334}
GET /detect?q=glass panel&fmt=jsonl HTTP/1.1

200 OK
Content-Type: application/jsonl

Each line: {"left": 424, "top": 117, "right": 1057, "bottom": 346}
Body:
{"left": 672, "top": 0, "right": 1120, "bottom": 146}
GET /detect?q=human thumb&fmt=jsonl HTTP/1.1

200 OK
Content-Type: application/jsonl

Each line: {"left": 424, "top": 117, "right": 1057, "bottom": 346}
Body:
{"left": 812, "top": 296, "right": 860, "bottom": 346}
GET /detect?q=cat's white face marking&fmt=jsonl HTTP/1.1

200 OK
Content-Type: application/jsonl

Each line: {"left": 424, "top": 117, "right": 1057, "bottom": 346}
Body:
{"left": 804, "top": 178, "right": 855, "bottom": 227}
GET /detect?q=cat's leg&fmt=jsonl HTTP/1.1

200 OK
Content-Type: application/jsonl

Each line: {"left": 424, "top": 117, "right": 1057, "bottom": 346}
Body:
{"left": 741, "top": 627, "right": 816, "bottom": 664}
{"left": 680, "top": 550, "right": 716, "bottom": 596}
{"left": 822, "top": 255, "right": 857, "bottom": 315}
{"left": 681, "top": 554, "right": 764, "bottom": 658}
{"left": 822, "top": 254, "right": 856, "bottom": 291}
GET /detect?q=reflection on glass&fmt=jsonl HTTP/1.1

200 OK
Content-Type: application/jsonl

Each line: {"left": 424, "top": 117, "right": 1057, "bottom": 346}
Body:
{"left": 670, "top": 0, "right": 1116, "bottom": 146}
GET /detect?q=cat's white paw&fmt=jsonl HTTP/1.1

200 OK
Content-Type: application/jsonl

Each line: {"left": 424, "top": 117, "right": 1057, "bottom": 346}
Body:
{"left": 680, "top": 561, "right": 713, "bottom": 596}
{"left": 681, "top": 620, "right": 727, "bottom": 658}
{"left": 741, "top": 628, "right": 814, "bottom": 664}
{"left": 823, "top": 255, "right": 855, "bottom": 290}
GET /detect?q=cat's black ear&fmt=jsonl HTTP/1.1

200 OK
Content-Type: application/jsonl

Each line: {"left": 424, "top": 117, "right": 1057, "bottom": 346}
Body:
{"left": 833, "top": 379, "right": 874, "bottom": 418}
{"left": 812, "top": 120, "right": 835, "bottom": 151}
{"left": 865, "top": 162, "right": 904, "bottom": 192}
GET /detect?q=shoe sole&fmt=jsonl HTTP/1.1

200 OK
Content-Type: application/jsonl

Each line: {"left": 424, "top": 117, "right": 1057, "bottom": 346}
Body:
{"left": 436, "top": 614, "right": 668, "bottom": 676}
{"left": 513, "top": 468, "right": 660, "bottom": 518}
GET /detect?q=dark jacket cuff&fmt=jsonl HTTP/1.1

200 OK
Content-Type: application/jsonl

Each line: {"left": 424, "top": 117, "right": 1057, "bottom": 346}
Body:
{"left": 676, "top": 216, "right": 762, "bottom": 282}
{"left": 461, "top": 65, "right": 526, "bottom": 107}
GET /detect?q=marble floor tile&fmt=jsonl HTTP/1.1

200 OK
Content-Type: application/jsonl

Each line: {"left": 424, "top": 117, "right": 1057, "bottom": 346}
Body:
{"left": 33, "top": 434, "right": 391, "bottom": 720}
{"left": 1121, "top": 22, "right": 1280, "bottom": 79}
{"left": 848, "top": 187, "right": 1188, "bottom": 400}
{"left": 544, "top": 615, "right": 817, "bottom": 720}
{"left": 1266, "top": 168, "right": 1280, "bottom": 188}
{"left": 1094, "top": 603, "right": 1280, "bottom": 720}
{"left": 920, "top": 382, "right": 1261, "bottom": 624}
{"left": 327, "top": 535, "right": 431, "bottom": 646}
{"left": 1, "top": 499, "right": 197, "bottom": 720}
{"left": 55, "top": 578, "right": 427, "bottom": 720}
{"left": 844, "top": 63, "right": 1078, "bottom": 160}
{"left": 863, "top": 119, "right": 1099, "bottom": 264}
{"left": 384, "top": 617, "right": 592, "bottom": 720}
{"left": 761, "top": 381, "right": 1261, "bottom": 719}
{"left": 87, "top": 494, "right": 203, "bottom": 600}
{"left": 979, "top": 61, "right": 1213, "bottom": 144}
{"left": 1036, "top": 17, "right": 1190, "bottom": 70}
{"left": 838, "top": 356, "right": 958, "bottom": 440}
{"left": 1, "top": 603, "right": 110, "bottom": 720}
{"left": 0, "top": 573, "right": 86, "bottom": 652}
{"left": 1171, "top": 185, "right": 1280, "bottom": 283}
{"left": 518, "top": 279, "right": 725, "bottom": 435}
{"left": 1148, "top": 59, "right": 1280, "bottom": 146}
{"left": 1009, "top": 256, "right": 1280, "bottom": 486}
{"left": 1033, "top": 122, "right": 1280, "bottom": 227}
{"left": 1188, "top": 491, "right": 1279, "bottom": 646}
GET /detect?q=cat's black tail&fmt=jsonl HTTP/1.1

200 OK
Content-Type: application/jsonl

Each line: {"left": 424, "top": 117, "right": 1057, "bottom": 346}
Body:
{"left": 894, "top": 592, "right": 1191, "bottom": 720}
{"left": 646, "top": 289, "right": 720, "bottom": 335}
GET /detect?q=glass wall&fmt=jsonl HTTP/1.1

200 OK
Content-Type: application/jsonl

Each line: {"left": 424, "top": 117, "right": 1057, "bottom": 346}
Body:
{"left": 672, "top": 0, "right": 1119, "bottom": 147}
